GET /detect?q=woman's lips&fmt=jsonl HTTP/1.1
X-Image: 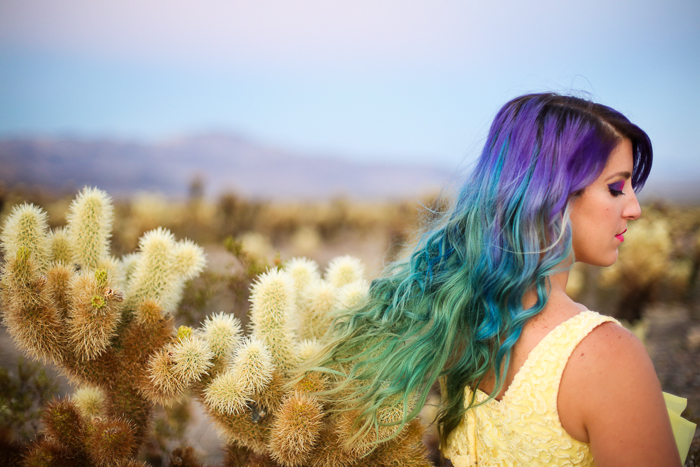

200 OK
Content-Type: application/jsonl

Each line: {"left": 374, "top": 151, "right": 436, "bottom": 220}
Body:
{"left": 615, "top": 228, "right": 627, "bottom": 242}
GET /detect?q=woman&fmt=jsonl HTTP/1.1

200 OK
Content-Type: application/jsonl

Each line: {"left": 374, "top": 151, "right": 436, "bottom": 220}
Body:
{"left": 312, "top": 93, "right": 682, "bottom": 466}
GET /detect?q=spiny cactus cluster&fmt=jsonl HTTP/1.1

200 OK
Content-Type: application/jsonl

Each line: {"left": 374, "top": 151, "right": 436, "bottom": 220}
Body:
{"left": 0, "top": 188, "right": 430, "bottom": 466}
{"left": 192, "top": 256, "right": 430, "bottom": 467}
{"left": 1, "top": 188, "right": 205, "bottom": 466}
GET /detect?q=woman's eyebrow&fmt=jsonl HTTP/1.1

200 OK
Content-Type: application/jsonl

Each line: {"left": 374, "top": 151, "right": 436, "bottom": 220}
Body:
{"left": 605, "top": 171, "right": 632, "bottom": 181}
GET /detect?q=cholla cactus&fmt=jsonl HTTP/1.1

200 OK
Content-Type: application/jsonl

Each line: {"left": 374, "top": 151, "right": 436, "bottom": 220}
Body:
{"left": 1, "top": 204, "right": 65, "bottom": 363}
{"left": 0, "top": 203, "right": 52, "bottom": 271}
{"left": 268, "top": 391, "right": 324, "bottom": 466}
{"left": 72, "top": 385, "right": 106, "bottom": 418}
{"left": 0, "top": 187, "right": 430, "bottom": 466}
{"left": 67, "top": 269, "right": 124, "bottom": 361}
{"left": 249, "top": 269, "right": 299, "bottom": 376}
{"left": 0, "top": 187, "right": 208, "bottom": 465}
{"left": 170, "top": 330, "right": 214, "bottom": 385}
{"left": 283, "top": 257, "right": 321, "bottom": 292}
{"left": 200, "top": 311, "right": 243, "bottom": 368}
{"left": 48, "top": 227, "right": 72, "bottom": 264}
{"left": 299, "top": 279, "right": 337, "bottom": 341}
{"left": 336, "top": 279, "right": 370, "bottom": 310}
{"left": 196, "top": 257, "right": 430, "bottom": 467}
{"left": 123, "top": 228, "right": 205, "bottom": 314}
{"left": 65, "top": 187, "right": 114, "bottom": 269}
{"left": 325, "top": 255, "right": 366, "bottom": 287}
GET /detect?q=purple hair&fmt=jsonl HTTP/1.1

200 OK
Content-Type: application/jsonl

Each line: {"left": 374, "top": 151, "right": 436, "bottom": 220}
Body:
{"left": 465, "top": 93, "right": 652, "bottom": 219}
{"left": 309, "top": 93, "right": 653, "bottom": 449}
{"left": 433, "top": 93, "right": 654, "bottom": 440}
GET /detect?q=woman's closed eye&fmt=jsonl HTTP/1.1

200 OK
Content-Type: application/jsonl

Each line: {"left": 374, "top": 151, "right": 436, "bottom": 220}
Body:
{"left": 607, "top": 180, "right": 625, "bottom": 197}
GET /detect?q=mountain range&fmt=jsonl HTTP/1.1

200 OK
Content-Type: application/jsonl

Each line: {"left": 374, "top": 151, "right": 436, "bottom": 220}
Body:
{"left": 0, "top": 134, "right": 453, "bottom": 200}
{"left": 1, "top": 133, "right": 698, "bottom": 202}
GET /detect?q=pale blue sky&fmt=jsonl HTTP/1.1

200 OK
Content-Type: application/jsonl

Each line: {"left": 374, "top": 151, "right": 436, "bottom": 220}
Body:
{"left": 0, "top": 0, "right": 698, "bottom": 175}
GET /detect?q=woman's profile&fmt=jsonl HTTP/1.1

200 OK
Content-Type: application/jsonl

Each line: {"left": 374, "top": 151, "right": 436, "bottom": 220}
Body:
{"left": 308, "top": 93, "right": 686, "bottom": 466}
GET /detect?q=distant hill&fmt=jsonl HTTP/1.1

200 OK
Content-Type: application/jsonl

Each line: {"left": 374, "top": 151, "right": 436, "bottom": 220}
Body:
{"left": 1, "top": 134, "right": 698, "bottom": 203}
{"left": 0, "top": 134, "right": 452, "bottom": 200}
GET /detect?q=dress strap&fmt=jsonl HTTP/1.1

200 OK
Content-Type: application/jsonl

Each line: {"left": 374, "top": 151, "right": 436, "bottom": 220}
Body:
{"left": 506, "top": 311, "right": 619, "bottom": 409}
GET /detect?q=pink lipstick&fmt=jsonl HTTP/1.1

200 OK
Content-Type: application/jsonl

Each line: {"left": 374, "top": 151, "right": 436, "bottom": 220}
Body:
{"left": 615, "top": 228, "right": 627, "bottom": 242}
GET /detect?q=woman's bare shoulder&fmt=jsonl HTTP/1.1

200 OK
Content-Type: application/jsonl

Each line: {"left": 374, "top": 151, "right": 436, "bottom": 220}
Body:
{"left": 559, "top": 317, "right": 680, "bottom": 466}
{"left": 570, "top": 318, "right": 645, "bottom": 368}
{"left": 559, "top": 320, "right": 656, "bottom": 428}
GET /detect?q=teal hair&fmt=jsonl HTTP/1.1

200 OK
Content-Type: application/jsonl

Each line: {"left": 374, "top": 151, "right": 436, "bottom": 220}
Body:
{"left": 306, "top": 93, "right": 653, "bottom": 448}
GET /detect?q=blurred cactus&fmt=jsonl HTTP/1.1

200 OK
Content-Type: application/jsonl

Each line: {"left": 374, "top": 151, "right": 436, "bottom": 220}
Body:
{"left": 326, "top": 255, "right": 366, "bottom": 287}
{"left": 238, "top": 231, "right": 275, "bottom": 262}
{"left": 284, "top": 257, "right": 321, "bottom": 291}
{"left": 565, "top": 262, "right": 585, "bottom": 300}
{"left": 290, "top": 225, "right": 322, "bottom": 256}
{"left": 0, "top": 187, "right": 431, "bottom": 466}
{"left": 598, "top": 217, "right": 673, "bottom": 321}
{"left": 0, "top": 357, "right": 58, "bottom": 459}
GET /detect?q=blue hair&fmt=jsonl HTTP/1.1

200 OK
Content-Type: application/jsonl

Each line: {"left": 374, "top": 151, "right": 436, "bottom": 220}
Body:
{"left": 307, "top": 93, "right": 652, "bottom": 447}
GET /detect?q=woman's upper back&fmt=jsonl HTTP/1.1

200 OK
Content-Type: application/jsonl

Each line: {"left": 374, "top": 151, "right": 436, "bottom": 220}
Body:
{"left": 443, "top": 287, "right": 681, "bottom": 467}
{"left": 443, "top": 310, "right": 613, "bottom": 466}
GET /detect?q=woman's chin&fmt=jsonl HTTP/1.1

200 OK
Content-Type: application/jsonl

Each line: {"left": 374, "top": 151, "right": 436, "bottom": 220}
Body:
{"left": 600, "top": 251, "right": 619, "bottom": 267}
{"left": 576, "top": 251, "right": 618, "bottom": 267}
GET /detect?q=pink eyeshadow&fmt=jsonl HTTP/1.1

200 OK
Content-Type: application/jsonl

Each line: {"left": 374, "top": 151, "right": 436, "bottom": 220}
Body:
{"left": 608, "top": 180, "right": 625, "bottom": 191}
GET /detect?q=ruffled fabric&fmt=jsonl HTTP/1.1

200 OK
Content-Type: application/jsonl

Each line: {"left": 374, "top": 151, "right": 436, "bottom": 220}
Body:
{"left": 444, "top": 310, "right": 698, "bottom": 465}
{"left": 444, "top": 311, "right": 613, "bottom": 467}
{"left": 664, "top": 392, "right": 697, "bottom": 465}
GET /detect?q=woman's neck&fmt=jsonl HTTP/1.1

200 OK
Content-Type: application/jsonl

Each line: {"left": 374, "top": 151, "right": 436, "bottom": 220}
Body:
{"left": 522, "top": 261, "right": 572, "bottom": 310}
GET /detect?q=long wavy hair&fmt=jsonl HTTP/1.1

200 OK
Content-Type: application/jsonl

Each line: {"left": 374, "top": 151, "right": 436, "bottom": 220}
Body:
{"left": 307, "top": 93, "right": 653, "bottom": 448}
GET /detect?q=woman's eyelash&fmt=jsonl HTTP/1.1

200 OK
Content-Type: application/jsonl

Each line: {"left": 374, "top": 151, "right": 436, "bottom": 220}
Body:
{"left": 607, "top": 181, "right": 625, "bottom": 196}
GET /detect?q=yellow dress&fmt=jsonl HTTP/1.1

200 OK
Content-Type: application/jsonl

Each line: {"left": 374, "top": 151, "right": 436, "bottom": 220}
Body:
{"left": 443, "top": 310, "right": 697, "bottom": 466}
{"left": 444, "top": 311, "right": 613, "bottom": 467}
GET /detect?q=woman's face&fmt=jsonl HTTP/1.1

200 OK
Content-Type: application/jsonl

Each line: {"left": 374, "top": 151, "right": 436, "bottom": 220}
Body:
{"left": 569, "top": 138, "right": 641, "bottom": 266}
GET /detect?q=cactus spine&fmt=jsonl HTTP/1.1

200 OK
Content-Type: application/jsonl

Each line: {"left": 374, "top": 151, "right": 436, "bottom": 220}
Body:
{"left": 249, "top": 269, "right": 298, "bottom": 376}
{"left": 66, "top": 187, "right": 114, "bottom": 269}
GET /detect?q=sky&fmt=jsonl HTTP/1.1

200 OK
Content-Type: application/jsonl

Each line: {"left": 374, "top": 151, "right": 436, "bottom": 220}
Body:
{"left": 0, "top": 0, "right": 698, "bottom": 176}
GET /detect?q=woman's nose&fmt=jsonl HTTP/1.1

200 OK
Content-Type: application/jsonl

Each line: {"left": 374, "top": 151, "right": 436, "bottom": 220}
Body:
{"left": 624, "top": 190, "right": 642, "bottom": 220}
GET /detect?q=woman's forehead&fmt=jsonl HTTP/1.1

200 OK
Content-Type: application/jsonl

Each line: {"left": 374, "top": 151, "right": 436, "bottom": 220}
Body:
{"left": 600, "top": 139, "right": 634, "bottom": 177}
